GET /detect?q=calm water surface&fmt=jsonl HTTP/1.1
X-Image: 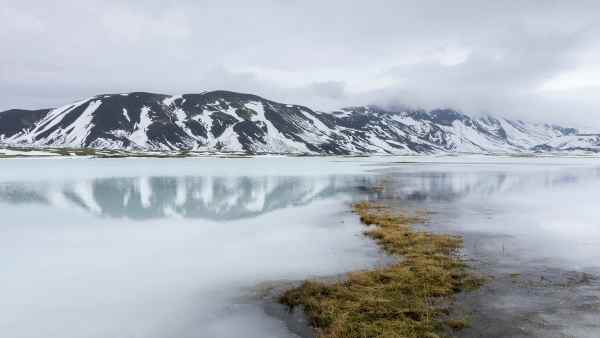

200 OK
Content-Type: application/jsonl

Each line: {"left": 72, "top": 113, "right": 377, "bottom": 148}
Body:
{"left": 1, "top": 156, "right": 599, "bottom": 338}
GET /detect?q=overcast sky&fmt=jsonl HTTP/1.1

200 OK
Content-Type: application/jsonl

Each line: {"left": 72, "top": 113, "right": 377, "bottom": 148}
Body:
{"left": 1, "top": 0, "right": 600, "bottom": 128}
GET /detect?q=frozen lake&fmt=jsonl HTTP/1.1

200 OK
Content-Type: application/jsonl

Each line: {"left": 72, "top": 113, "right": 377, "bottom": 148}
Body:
{"left": 1, "top": 155, "right": 599, "bottom": 338}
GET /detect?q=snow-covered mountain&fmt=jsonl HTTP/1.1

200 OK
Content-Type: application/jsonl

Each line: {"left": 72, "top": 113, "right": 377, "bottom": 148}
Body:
{"left": 532, "top": 134, "right": 600, "bottom": 153}
{"left": 0, "top": 90, "right": 593, "bottom": 154}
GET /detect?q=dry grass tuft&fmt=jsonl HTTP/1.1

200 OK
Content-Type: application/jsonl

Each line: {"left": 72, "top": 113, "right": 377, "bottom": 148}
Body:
{"left": 280, "top": 201, "right": 484, "bottom": 338}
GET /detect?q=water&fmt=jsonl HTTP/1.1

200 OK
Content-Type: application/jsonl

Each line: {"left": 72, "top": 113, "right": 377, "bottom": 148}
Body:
{"left": 1, "top": 156, "right": 599, "bottom": 338}
{"left": 0, "top": 157, "right": 385, "bottom": 338}
{"left": 375, "top": 160, "right": 600, "bottom": 271}
{"left": 372, "top": 159, "right": 600, "bottom": 337}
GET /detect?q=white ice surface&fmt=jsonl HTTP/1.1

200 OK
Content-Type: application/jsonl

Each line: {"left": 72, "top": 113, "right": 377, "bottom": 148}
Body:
{"left": 0, "top": 157, "right": 387, "bottom": 338}
{"left": 1, "top": 156, "right": 600, "bottom": 338}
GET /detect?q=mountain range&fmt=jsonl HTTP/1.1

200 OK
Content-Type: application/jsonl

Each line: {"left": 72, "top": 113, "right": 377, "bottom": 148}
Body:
{"left": 1, "top": 90, "right": 598, "bottom": 154}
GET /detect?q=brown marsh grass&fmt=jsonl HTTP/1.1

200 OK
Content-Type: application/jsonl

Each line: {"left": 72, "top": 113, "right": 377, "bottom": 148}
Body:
{"left": 280, "top": 201, "right": 484, "bottom": 338}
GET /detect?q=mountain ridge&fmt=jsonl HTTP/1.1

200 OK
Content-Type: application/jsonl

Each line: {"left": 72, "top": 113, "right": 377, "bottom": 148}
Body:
{"left": 1, "top": 90, "right": 597, "bottom": 154}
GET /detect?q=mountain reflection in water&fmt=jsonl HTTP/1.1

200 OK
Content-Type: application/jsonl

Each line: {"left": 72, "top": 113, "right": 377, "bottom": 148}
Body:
{"left": 0, "top": 175, "right": 378, "bottom": 220}
{"left": 1, "top": 165, "right": 598, "bottom": 221}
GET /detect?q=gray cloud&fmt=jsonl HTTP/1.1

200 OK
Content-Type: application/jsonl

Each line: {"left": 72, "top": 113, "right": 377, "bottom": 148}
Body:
{"left": 1, "top": 0, "right": 600, "bottom": 129}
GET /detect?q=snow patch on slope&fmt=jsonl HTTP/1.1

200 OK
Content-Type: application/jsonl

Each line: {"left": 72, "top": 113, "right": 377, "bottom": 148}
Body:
{"left": 63, "top": 100, "right": 102, "bottom": 146}
{"left": 130, "top": 106, "right": 152, "bottom": 147}
{"left": 245, "top": 101, "right": 310, "bottom": 153}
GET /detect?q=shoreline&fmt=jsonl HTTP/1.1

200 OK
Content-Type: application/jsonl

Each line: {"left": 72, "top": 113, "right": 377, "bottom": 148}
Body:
{"left": 2, "top": 145, "right": 600, "bottom": 160}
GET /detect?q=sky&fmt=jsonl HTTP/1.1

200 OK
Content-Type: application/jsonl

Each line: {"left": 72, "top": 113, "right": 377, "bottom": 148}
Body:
{"left": 1, "top": 0, "right": 600, "bottom": 129}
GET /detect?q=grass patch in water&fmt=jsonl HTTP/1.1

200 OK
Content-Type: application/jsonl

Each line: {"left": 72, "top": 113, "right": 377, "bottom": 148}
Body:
{"left": 280, "top": 201, "right": 484, "bottom": 338}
